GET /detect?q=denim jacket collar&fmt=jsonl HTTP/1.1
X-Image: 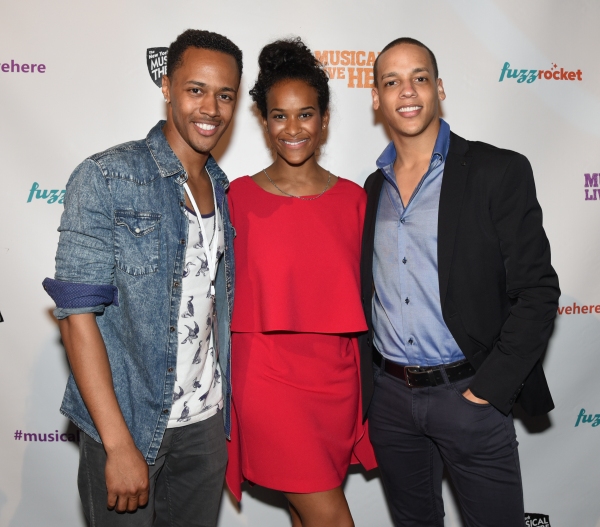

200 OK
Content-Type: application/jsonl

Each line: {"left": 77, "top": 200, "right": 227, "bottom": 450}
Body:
{"left": 146, "top": 120, "right": 230, "bottom": 194}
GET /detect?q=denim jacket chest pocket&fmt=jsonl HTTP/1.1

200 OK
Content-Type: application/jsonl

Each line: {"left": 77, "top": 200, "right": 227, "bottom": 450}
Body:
{"left": 114, "top": 210, "right": 161, "bottom": 275}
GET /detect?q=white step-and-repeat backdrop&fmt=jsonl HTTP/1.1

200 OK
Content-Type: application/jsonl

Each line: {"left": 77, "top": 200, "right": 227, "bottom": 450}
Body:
{"left": 1, "top": 0, "right": 599, "bottom": 525}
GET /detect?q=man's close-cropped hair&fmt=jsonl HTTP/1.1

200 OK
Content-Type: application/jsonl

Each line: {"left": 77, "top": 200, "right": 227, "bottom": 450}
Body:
{"left": 166, "top": 29, "right": 243, "bottom": 79}
{"left": 373, "top": 37, "right": 438, "bottom": 85}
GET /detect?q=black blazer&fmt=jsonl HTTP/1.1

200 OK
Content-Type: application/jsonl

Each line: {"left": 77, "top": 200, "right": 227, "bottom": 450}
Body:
{"left": 359, "top": 132, "right": 560, "bottom": 418}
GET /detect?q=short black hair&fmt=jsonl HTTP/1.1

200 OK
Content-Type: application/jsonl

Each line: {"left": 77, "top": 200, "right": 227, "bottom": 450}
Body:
{"left": 250, "top": 37, "right": 329, "bottom": 119}
{"left": 166, "top": 29, "right": 243, "bottom": 79}
{"left": 373, "top": 37, "right": 438, "bottom": 85}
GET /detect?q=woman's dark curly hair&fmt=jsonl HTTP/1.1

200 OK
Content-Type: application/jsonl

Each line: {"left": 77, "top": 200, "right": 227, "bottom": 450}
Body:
{"left": 250, "top": 38, "right": 329, "bottom": 119}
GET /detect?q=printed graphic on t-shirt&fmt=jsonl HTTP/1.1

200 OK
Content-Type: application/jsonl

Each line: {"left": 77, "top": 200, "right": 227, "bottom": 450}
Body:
{"left": 168, "top": 208, "right": 224, "bottom": 428}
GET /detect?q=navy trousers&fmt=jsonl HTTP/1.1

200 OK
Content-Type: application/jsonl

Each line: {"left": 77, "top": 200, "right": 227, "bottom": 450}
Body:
{"left": 369, "top": 362, "right": 525, "bottom": 527}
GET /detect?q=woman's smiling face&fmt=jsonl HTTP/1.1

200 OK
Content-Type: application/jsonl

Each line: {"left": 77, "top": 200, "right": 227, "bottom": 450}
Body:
{"left": 264, "top": 78, "right": 329, "bottom": 167}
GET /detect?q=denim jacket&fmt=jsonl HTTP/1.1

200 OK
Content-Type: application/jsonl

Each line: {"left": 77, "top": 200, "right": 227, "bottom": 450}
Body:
{"left": 43, "top": 121, "right": 235, "bottom": 464}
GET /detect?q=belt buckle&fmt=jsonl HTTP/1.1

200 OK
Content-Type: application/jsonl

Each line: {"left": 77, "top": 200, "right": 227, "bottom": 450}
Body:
{"left": 404, "top": 366, "right": 421, "bottom": 388}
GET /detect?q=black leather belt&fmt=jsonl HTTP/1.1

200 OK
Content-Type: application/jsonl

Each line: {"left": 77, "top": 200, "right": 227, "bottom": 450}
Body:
{"left": 373, "top": 349, "right": 475, "bottom": 388}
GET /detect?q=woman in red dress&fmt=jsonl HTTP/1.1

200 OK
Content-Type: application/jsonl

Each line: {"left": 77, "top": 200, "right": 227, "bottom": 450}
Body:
{"left": 226, "top": 38, "right": 376, "bottom": 527}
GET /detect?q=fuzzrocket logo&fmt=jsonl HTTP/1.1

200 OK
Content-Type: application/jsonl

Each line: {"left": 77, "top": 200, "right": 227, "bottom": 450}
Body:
{"left": 147, "top": 47, "right": 168, "bottom": 87}
{"left": 499, "top": 62, "right": 582, "bottom": 84}
{"left": 26, "top": 182, "right": 65, "bottom": 204}
{"left": 574, "top": 408, "right": 600, "bottom": 427}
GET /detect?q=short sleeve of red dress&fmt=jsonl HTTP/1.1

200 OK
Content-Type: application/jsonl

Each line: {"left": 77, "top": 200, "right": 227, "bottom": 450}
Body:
{"left": 228, "top": 176, "right": 368, "bottom": 334}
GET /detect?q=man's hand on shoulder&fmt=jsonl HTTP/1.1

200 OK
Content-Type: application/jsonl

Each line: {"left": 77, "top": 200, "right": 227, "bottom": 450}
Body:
{"left": 462, "top": 389, "right": 489, "bottom": 405}
{"left": 105, "top": 440, "right": 149, "bottom": 512}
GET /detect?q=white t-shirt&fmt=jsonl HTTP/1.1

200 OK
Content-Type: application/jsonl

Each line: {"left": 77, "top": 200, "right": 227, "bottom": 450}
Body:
{"left": 168, "top": 206, "right": 224, "bottom": 428}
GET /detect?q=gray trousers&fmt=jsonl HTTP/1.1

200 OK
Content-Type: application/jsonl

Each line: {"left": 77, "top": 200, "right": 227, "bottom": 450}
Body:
{"left": 369, "top": 362, "right": 525, "bottom": 527}
{"left": 78, "top": 412, "right": 227, "bottom": 527}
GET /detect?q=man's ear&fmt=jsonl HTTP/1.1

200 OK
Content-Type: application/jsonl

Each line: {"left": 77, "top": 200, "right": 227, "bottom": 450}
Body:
{"left": 437, "top": 78, "right": 446, "bottom": 101}
{"left": 372, "top": 87, "right": 380, "bottom": 111}
{"left": 161, "top": 75, "right": 171, "bottom": 103}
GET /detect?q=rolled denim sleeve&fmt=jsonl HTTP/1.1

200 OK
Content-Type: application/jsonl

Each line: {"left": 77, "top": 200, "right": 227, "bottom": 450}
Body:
{"left": 45, "top": 158, "right": 118, "bottom": 319}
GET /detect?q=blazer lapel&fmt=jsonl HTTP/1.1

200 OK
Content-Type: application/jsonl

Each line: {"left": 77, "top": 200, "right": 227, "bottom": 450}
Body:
{"left": 361, "top": 170, "right": 385, "bottom": 326}
{"left": 438, "top": 133, "right": 470, "bottom": 307}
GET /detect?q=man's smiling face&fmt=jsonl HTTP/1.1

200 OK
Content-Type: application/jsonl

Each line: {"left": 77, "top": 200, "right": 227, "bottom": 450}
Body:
{"left": 162, "top": 47, "right": 239, "bottom": 156}
{"left": 372, "top": 43, "right": 445, "bottom": 140}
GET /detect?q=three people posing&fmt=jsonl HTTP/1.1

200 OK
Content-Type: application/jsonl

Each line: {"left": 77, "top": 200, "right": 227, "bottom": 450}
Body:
{"left": 44, "top": 29, "right": 558, "bottom": 527}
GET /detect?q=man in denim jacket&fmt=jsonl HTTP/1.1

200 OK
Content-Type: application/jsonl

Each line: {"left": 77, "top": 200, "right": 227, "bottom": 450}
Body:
{"left": 43, "top": 30, "right": 241, "bottom": 526}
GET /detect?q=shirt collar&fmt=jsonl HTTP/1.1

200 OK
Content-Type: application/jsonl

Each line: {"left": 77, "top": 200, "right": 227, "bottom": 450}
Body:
{"left": 146, "top": 120, "right": 229, "bottom": 190}
{"left": 376, "top": 119, "right": 451, "bottom": 179}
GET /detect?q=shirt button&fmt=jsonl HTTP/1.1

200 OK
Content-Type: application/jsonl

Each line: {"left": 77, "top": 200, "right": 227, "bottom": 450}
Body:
{"left": 408, "top": 338, "right": 414, "bottom": 345}
{"left": 163, "top": 409, "right": 169, "bottom": 414}
{"left": 180, "top": 239, "right": 186, "bottom": 245}
{"left": 405, "top": 297, "right": 410, "bottom": 304}
{"left": 402, "top": 257, "right": 407, "bottom": 264}
{"left": 168, "top": 367, "right": 174, "bottom": 373}
{"left": 173, "top": 281, "right": 180, "bottom": 288}
{"left": 400, "top": 218, "right": 406, "bottom": 224}
{"left": 135, "top": 227, "right": 141, "bottom": 234}
{"left": 169, "top": 326, "right": 175, "bottom": 332}
{"left": 180, "top": 200, "right": 185, "bottom": 207}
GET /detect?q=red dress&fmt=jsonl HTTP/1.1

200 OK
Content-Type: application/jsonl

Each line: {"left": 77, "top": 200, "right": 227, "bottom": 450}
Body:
{"left": 226, "top": 176, "right": 377, "bottom": 500}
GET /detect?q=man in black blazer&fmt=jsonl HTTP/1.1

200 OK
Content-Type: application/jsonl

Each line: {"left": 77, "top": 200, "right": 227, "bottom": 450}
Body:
{"left": 360, "top": 38, "right": 559, "bottom": 527}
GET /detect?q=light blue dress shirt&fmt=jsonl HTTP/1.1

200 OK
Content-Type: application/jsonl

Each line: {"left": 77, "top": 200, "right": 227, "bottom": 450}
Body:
{"left": 372, "top": 119, "right": 465, "bottom": 366}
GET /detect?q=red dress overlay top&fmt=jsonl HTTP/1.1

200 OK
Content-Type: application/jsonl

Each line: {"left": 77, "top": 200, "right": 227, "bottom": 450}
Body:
{"left": 226, "top": 176, "right": 377, "bottom": 500}
{"left": 230, "top": 177, "right": 368, "bottom": 334}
